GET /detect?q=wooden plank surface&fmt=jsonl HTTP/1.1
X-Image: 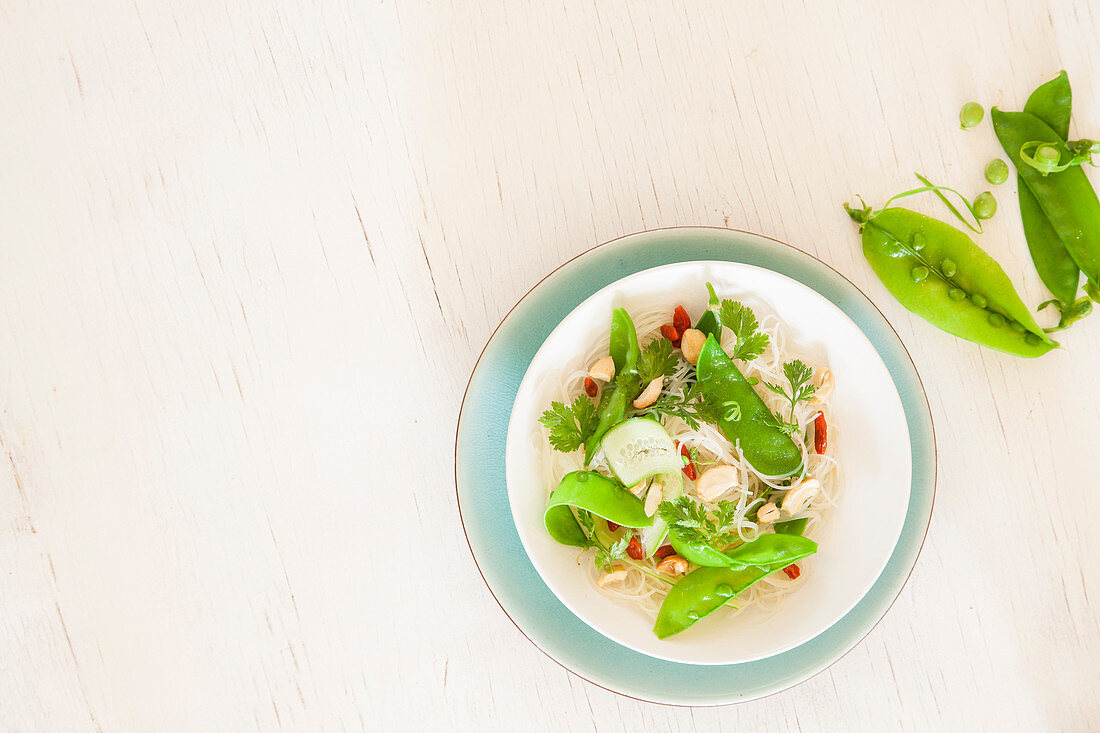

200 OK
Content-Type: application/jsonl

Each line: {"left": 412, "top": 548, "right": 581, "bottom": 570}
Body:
{"left": 1, "top": 0, "right": 1097, "bottom": 729}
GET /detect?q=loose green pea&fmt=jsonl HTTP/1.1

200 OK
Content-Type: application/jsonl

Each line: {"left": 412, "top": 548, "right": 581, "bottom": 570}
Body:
{"left": 1036, "top": 145, "right": 1060, "bottom": 164}
{"left": 941, "top": 258, "right": 958, "bottom": 277}
{"left": 949, "top": 287, "right": 966, "bottom": 301}
{"left": 974, "top": 192, "right": 997, "bottom": 220}
{"left": 971, "top": 293, "right": 988, "bottom": 308}
{"left": 985, "top": 158, "right": 1009, "bottom": 185}
{"left": 988, "top": 312, "right": 1006, "bottom": 327}
{"left": 960, "top": 101, "right": 984, "bottom": 129}
{"left": 910, "top": 265, "right": 929, "bottom": 282}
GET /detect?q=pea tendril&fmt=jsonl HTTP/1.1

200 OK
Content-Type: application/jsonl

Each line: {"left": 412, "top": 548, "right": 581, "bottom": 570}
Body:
{"left": 1019, "top": 139, "right": 1100, "bottom": 176}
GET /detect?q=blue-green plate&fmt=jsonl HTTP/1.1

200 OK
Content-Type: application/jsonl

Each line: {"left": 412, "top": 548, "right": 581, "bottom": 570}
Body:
{"left": 455, "top": 227, "right": 935, "bottom": 705}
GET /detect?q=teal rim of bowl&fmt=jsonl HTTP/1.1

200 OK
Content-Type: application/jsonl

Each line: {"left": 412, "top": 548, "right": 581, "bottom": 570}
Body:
{"left": 455, "top": 227, "right": 936, "bottom": 706}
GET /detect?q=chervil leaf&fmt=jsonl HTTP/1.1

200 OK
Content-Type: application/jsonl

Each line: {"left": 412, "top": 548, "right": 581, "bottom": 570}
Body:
{"left": 783, "top": 360, "right": 816, "bottom": 403}
{"left": 658, "top": 496, "right": 743, "bottom": 553}
{"left": 718, "top": 300, "right": 771, "bottom": 361}
{"left": 575, "top": 508, "right": 597, "bottom": 536}
{"left": 539, "top": 394, "right": 599, "bottom": 452}
{"left": 763, "top": 360, "right": 817, "bottom": 434}
{"left": 645, "top": 387, "right": 702, "bottom": 430}
{"left": 637, "top": 338, "right": 678, "bottom": 383}
{"left": 713, "top": 500, "right": 741, "bottom": 534}
{"left": 658, "top": 496, "right": 711, "bottom": 531}
{"left": 595, "top": 535, "right": 630, "bottom": 571}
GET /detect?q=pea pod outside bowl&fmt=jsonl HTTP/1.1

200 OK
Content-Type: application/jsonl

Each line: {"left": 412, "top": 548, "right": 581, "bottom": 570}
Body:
{"left": 848, "top": 205, "right": 1057, "bottom": 358}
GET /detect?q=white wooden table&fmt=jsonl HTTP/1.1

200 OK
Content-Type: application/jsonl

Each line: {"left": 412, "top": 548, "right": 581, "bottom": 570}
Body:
{"left": 3, "top": 1, "right": 1098, "bottom": 729}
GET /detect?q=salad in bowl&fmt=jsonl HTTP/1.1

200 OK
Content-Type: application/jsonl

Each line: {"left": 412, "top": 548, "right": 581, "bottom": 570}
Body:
{"left": 535, "top": 283, "right": 838, "bottom": 639}
{"left": 505, "top": 261, "right": 910, "bottom": 664}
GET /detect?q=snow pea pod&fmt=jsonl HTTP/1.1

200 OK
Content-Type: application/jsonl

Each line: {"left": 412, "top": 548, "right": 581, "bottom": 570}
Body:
{"left": 544, "top": 470, "right": 652, "bottom": 547}
{"left": 608, "top": 307, "right": 641, "bottom": 375}
{"left": 725, "top": 533, "right": 817, "bottom": 572}
{"left": 992, "top": 108, "right": 1100, "bottom": 290}
{"left": 654, "top": 535, "right": 818, "bottom": 637}
{"left": 852, "top": 206, "right": 1057, "bottom": 357}
{"left": 1007, "top": 72, "right": 1081, "bottom": 307}
{"left": 585, "top": 308, "right": 641, "bottom": 463}
{"left": 696, "top": 335, "right": 803, "bottom": 477}
{"left": 1024, "top": 70, "right": 1071, "bottom": 139}
{"left": 667, "top": 531, "right": 735, "bottom": 568}
{"left": 694, "top": 283, "right": 721, "bottom": 339}
{"left": 668, "top": 528, "right": 817, "bottom": 570}
{"left": 654, "top": 565, "right": 766, "bottom": 638}
{"left": 774, "top": 517, "right": 809, "bottom": 536}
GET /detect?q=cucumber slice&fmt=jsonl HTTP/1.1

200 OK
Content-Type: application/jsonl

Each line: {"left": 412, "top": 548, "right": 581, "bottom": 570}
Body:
{"left": 602, "top": 418, "right": 682, "bottom": 487}
{"left": 639, "top": 472, "right": 683, "bottom": 557}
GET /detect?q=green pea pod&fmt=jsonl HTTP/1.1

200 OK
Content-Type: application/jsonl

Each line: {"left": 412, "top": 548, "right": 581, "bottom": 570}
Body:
{"left": 694, "top": 283, "right": 721, "bottom": 339}
{"left": 608, "top": 307, "right": 641, "bottom": 376}
{"left": 585, "top": 309, "right": 641, "bottom": 463}
{"left": 773, "top": 517, "right": 809, "bottom": 536}
{"left": 544, "top": 470, "right": 653, "bottom": 547}
{"left": 667, "top": 530, "right": 733, "bottom": 568}
{"left": 1024, "top": 70, "right": 1071, "bottom": 139}
{"left": 584, "top": 387, "right": 630, "bottom": 464}
{"left": 724, "top": 533, "right": 817, "bottom": 573}
{"left": 989, "top": 73, "right": 1081, "bottom": 308}
{"left": 855, "top": 207, "right": 1056, "bottom": 357}
{"left": 1014, "top": 72, "right": 1081, "bottom": 307}
{"left": 992, "top": 108, "right": 1100, "bottom": 289}
{"left": 696, "top": 335, "right": 803, "bottom": 477}
{"left": 654, "top": 565, "right": 767, "bottom": 638}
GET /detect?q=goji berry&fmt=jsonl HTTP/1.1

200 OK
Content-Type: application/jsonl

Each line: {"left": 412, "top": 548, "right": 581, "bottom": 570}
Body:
{"left": 673, "top": 305, "right": 691, "bottom": 333}
{"left": 654, "top": 544, "right": 676, "bottom": 559}
{"left": 680, "top": 444, "right": 697, "bottom": 480}
{"left": 813, "top": 411, "right": 828, "bottom": 454}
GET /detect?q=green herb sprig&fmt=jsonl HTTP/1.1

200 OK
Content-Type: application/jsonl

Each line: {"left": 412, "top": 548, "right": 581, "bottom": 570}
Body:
{"left": 763, "top": 360, "right": 816, "bottom": 434}
{"left": 718, "top": 300, "right": 770, "bottom": 361}
{"left": 539, "top": 395, "right": 599, "bottom": 452}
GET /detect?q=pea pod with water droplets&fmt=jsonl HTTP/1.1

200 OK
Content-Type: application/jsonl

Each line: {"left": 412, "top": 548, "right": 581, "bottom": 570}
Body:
{"left": 846, "top": 204, "right": 1057, "bottom": 357}
{"left": 654, "top": 534, "right": 818, "bottom": 638}
{"left": 544, "top": 470, "right": 653, "bottom": 547}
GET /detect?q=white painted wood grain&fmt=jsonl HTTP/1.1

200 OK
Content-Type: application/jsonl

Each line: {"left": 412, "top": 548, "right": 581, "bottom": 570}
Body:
{"left": 1, "top": 0, "right": 1098, "bottom": 729}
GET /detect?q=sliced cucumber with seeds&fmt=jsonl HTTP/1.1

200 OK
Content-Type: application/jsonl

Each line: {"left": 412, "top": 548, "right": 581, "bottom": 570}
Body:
{"left": 601, "top": 418, "right": 682, "bottom": 487}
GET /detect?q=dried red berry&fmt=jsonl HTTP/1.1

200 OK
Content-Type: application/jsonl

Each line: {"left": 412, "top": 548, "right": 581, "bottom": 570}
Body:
{"left": 626, "top": 536, "right": 644, "bottom": 560}
{"left": 654, "top": 544, "right": 676, "bottom": 559}
{"left": 673, "top": 305, "right": 691, "bottom": 334}
{"left": 783, "top": 564, "right": 801, "bottom": 580}
{"left": 660, "top": 324, "right": 680, "bottom": 346}
{"left": 813, "top": 411, "right": 828, "bottom": 454}
{"left": 606, "top": 520, "right": 620, "bottom": 532}
{"left": 584, "top": 377, "right": 598, "bottom": 398}
{"left": 680, "top": 444, "right": 697, "bottom": 481}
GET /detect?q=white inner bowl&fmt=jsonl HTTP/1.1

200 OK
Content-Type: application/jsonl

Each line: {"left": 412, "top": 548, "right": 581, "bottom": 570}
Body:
{"left": 505, "top": 261, "right": 911, "bottom": 665}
